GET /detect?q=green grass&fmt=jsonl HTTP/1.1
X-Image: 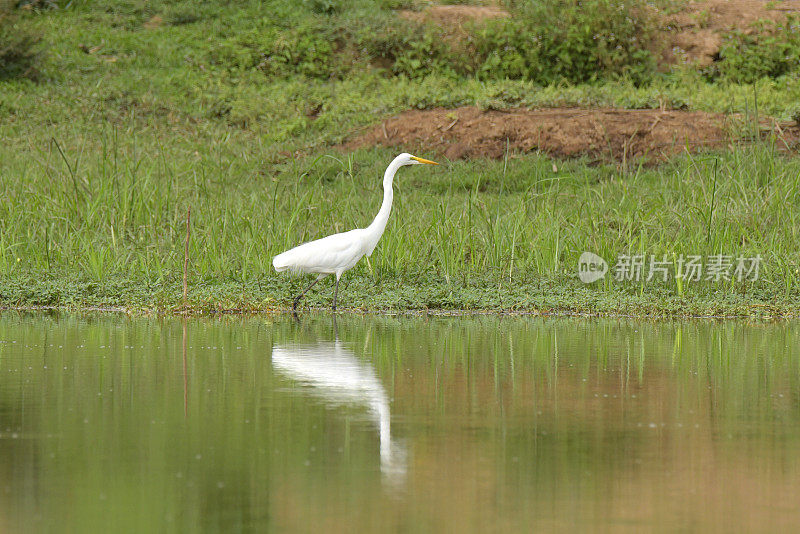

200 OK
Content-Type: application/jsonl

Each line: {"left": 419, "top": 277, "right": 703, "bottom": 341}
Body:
{"left": 3, "top": 136, "right": 800, "bottom": 316}
{"left": 2, "top": 0, "right": 800, "bottom": 316}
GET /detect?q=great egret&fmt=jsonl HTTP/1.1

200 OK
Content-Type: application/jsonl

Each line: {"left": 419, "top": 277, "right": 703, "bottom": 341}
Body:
{"left": 273, "top": 153, "right": 438, "bottom": 311}
{"left": 271, "top": 338, "right": 407, "bottom": 486}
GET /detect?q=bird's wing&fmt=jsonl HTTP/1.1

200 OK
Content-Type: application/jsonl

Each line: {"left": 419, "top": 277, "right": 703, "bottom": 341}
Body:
{"left": 273, "top": 230, "right": 366, "bottom": 273}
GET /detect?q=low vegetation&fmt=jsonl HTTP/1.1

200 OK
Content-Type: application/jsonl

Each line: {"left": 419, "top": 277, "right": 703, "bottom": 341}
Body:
{"left": 711, "top": 15, "right": 800, "bottom": 83}
{"left": 1, "top": 0, "right": 800, "bottom": 315}
{"left": 0, "top": 5, "right": 42, "bottom": 80}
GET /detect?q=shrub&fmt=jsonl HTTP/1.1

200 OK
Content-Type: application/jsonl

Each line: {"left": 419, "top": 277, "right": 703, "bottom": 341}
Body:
{"left": 258, "top": 26, "right": 342, "bottom": 79}
{"left": 219, "top": 0, "right": 657, "bottom": 85}
{"left": 0, "top": 10, "right": 42, "bottom": 80}
{"left": 304, "top": 0, "right": 340, "bottom": 15}
{"left": 475, "top": 0, "right": 656, "bottom": 84}
{"left": 15, "top": 0, "right": 59, "bottom": 9}
{"left": 710, "top": 16, "right": 800, "bottom": 83}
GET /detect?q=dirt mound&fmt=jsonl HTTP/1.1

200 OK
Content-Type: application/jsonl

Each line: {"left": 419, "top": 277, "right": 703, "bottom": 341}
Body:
{"left": 399, "top": 5, "right": 509, "bottom": 25}
{"left": 344, "top": 107, "right": 799, "bottom": 163}
{"left": 660, "top": 0, "right": 800, "bottom": 65}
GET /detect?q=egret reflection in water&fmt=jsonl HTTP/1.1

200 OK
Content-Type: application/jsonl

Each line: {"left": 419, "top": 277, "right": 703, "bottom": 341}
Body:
{"left": 270, "top": 335, "right": 406, "bottom": 487}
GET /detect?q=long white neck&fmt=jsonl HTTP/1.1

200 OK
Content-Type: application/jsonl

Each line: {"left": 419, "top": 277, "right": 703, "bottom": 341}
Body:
{"left": 365, "top": 156, "right": 403, "bottom": 248}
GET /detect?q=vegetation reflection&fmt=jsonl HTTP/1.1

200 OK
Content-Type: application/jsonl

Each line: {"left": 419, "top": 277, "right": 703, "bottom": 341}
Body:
{"left": 0, "top": 314, "right": 798, "bottom": 531}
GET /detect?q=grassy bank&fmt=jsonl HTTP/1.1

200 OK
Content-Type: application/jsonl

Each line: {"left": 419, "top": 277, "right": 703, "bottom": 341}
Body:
{"left": 3, "top": 140, "right": 800, "bottom": 317}
{"left": 2, "top": 0, "right": 800, "bottom": 316}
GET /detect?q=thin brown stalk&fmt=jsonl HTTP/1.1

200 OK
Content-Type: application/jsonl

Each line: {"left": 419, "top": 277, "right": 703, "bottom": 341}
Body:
{"left": 183, "top": 207, "right": 191, "bottom": 304}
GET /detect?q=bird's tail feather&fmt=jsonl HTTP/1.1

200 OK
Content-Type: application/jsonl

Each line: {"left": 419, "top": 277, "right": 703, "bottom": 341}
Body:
{"left": 272, "top": 251, "right": 291, "bottom": 272}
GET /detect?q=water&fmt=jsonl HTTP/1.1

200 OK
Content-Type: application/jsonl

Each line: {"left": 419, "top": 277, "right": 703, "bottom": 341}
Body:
{"left": 0, "top": 313, "right": 799, "bottom": 532}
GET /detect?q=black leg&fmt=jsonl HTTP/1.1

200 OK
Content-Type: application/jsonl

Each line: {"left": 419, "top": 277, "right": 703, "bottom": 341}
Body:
{"left": 292, "top": 276, "right": 321, "bottom": 312}
{"left": 332, "top": 276, "right": 340, "bottom": 311}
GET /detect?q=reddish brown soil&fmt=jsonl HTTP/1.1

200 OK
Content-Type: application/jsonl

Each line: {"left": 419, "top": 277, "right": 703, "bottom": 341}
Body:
{"left": 399, "top": 5, "right": 509, "bottom": 25}
{"left": 344, "top": 106, "right": 800, "bottom": 162}
{"left": 365, "top": 2, "right": 800, "bottom": 162}
{"left": 660, "top": 0, "right": 800, "bottom": 65}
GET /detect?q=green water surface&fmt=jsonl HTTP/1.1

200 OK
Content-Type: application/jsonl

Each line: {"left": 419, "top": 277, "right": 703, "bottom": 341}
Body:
{"left": 0, "top": 313, "right": 798, "bottom": 532}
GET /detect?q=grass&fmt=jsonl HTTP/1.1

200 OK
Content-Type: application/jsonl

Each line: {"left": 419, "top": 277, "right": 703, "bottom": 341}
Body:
{"left": 1, "top": 0, "right": 800, "bottom": 316}
{"left": 3, "top": 137, "right": 800, "bottom": 316}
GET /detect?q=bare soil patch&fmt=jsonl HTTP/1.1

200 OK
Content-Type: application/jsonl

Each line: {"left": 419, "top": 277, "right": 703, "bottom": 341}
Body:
{"left": 143, "top": 15, "right": 164, "bottom": 29}
{"left": 344, "top": 107, "right": 800, "bottom": 162}
{"left": 660, "top": 0, "right": 800, "bottom": 65}
{"left": 398, "top": 5, "right": 509, "bottom": 25}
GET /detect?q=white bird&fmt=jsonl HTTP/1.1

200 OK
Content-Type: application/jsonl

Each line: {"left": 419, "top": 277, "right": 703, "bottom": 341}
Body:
{"left": 272, "top": 153, "right": 438, "bottom": 311}
{"left": 271, "top": 338, "right": 407, "bottom": 486}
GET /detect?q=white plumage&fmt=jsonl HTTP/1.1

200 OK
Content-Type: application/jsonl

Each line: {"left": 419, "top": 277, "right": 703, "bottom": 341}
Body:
{"left": 273, "top": 152, "right": 438, "bottom": 311}
{"left": 273, "top": 229, "right": 368, "bottom": 275}
{"left": 271, "top": 339, "right": 407, "bottom": 486}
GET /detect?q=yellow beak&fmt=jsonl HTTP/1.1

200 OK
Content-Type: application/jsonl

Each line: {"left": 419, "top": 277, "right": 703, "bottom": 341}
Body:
{"left": 410, "top": 156, "right": 439, "bottom": 165}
